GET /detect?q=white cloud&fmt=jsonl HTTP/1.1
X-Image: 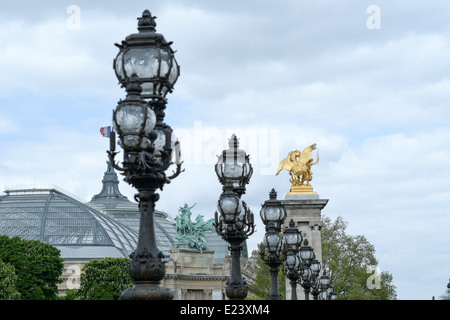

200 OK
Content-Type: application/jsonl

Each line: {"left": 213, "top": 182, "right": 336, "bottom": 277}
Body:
{"left": 316, "top": 127, "right": 450, "bottom": 299}
{"left": 0, "top": 116, "right": 20, "bottom": 135}
{"left": 0, "top": 1, "right": 449, "bottom": 299}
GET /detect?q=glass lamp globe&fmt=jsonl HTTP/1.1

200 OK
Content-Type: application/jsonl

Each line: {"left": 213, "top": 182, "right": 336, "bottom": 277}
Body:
{"left": 152, "top": 126, "right": 181, "bottom": 163}
{"left": 310, "top": 259, "right": 321, "bottom": 276}
{"left": 260, "top": 189, "right": 286, "bottom": 231}
{"left": 319, "top": 271, "right": 331, "bottom": 289}
{"left": 283, "top": 219, "right": 302, "bottom": 252}
{"left": 114, "top": 10, "right": 180, "bottom": 100}
{"left": 301, "top": 267, "right": 312, "bottom": 281}
{"left": 152, "top": 128, "right": 169, "bottom": 156}
{"left": 299, "top": 238, "right": 315, "bottom": 263}
{"left": 285, "top": 254, "right": 301, "bottom": 272}
{"left": 217, "top": 186, "right": 241, "bottom": 224}
{"left": 215, "top": 134, "right": 252, "bottom": 195}
{"left": 264, "top": 232, "right": 282, "bottom": 256}
{"left": 113, "top": 74, "right": 156, "bottom": 150}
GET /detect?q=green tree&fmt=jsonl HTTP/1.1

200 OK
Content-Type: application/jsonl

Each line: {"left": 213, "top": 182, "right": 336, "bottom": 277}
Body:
{"left": 0, "top": 259, "right": 20, "bottom": 300}
{"left": 0, "top": 235, "right": 64, "bottom": 300}
{"left": 74, "top": 257, "right": 132, "bottom": 300}
{"left": 321, "top": 216, "right": 397, "bottom": 300}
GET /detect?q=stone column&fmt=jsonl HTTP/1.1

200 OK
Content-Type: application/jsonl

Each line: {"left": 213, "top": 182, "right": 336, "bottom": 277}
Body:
{"left": 282, "top": 193, "right": 328, "bottom": 300}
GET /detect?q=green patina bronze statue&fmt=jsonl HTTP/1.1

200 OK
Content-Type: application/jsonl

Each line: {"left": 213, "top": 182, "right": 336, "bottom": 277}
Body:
{"left": 174, "top": 203, "right": 215, "bottom": 252}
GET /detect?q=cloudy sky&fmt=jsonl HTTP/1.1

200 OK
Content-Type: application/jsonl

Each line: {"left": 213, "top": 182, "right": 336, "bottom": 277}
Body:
{"left": 1, "top": 0, "right": 449, "bottom": 300}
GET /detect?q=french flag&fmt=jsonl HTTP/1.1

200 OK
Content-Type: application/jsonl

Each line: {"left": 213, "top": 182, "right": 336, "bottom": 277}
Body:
{"left": 100, "top": 126, "right": 112, "bottom": 138}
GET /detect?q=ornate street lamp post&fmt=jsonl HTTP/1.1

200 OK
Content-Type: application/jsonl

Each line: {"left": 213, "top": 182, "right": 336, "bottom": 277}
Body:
{"left": 318, "top": 271, "right": 337, "bottom": 300}
{"left": 108, "top": 10, "right": 182, "bottom": 300}
{"left": 319, "top": 270, "right": 331, "bottom": 300}
{"left": 298, "top": 237, "right": 315, "bottom": 300}
{"left": 259, "top": 189, "right": 286, "bottom": 300}
{"left": 283, "top": 219, "right": 302, "bottom": 300}
{"left": 214, "top": 135, "right": 255, "bottom": 300}
{"left": 310, "top": 258, "right": 321, "bottom": 300}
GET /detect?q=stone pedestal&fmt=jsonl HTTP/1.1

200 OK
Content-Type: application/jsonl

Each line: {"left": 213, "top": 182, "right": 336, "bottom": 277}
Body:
{"left": 282, "top": 193, "right": 328, "bottom": 300}
{"left": 163, "top": 245, "right": 229, "bottom": 300}
{"left": 287, "top": 184, "right": 317, "bottom": 195}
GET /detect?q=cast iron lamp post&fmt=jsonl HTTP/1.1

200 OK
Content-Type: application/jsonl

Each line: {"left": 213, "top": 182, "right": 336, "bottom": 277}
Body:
{"left": 310, "top": 258, "right": 321, "bottom": 300}
{"left": 283, "top": 219, "right": 302, "bottom": 300}
{"left": 214, "top": 135, "right": 255, "bottom": 300}
{"left": 259, "top": 189, "right": 286, "bottom": 300}
{"left": 328, "top": 287, "right": 338, "bottom": 300}
{"left": 319, "top": 270, "right": 331, "bottom": 300}
{"left": 298, "top": 237, "right": 315, "bottom": 300}
{"left": 321, "top": 284, "right": 337, "bottom": 300}
{"left": 108, "top": 10, "right": 182, "bottom": 300}
{"left": 319, "top": 271, "right": 337, "bottom": 300}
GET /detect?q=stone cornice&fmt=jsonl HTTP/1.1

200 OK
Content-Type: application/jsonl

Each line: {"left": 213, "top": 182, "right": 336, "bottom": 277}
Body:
{"left": 165, "top": 273, "right": 229, "bottom": 281}
{"left": 281, "top": 198, "right": 329, "bottom": 210}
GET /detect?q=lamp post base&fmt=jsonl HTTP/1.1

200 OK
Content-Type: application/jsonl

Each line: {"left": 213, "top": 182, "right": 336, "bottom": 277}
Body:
{"left": 118, "top": 186, "right": 173, "bottom": 300}
{"left": 120, "top": 281, "right": 173, "bottom": 300}
{"left": 226, "top": 280, "right": 248, "bottom": 300}
{"left": 225, "top": 240, "right": 248, "bottom": 300}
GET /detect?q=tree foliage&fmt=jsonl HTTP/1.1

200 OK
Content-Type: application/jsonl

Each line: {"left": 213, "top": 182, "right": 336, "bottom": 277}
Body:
{"left": 248, "top": 216, "right": 397, "bottom": 300}
{"left": 248, "top": 247, "right": 286, "bottom": 300}
{"left": 0, "top": 235, "right": 64, "bottom": 300}
{"left": 72, "top": 257, "right": 133, "bottom": 300}
{"left": 321, "top": 216, "right": 397, "bottom": 300}
{"left": 0, "top": 259, "right": 20, "bottom": 300}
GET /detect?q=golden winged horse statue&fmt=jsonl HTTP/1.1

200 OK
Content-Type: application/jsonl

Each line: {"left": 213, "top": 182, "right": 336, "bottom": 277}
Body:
{"left": 276, "top": 143, "right": 319, "bottom": 194}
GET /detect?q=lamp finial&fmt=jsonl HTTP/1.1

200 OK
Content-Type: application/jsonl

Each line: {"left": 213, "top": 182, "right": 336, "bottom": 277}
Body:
{"left": 138, "top": 9, "right": 157, "bottom": 32}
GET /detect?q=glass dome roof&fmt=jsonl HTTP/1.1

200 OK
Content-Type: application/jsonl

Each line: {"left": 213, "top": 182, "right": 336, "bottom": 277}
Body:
{"left": 85, "top": 161, "right": 230, "bottom": 263}
{"left": 0, "top": 161, "right": 230, "bottom": 264}
{"left": 0, "top": 186, "right": 138, "bottom": 260}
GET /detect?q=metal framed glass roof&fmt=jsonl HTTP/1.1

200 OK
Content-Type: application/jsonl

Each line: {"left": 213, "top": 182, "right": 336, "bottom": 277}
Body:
{"left": 0, "top": 186, "right": 138, "bottom": 258}
{"left": 1, "top": 167, "right": 230, "bottom": 264}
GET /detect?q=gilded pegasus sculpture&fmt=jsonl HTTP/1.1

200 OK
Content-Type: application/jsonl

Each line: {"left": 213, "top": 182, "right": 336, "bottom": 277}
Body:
{"left": 276, "top": 143, "right": 319, "bottom": 194}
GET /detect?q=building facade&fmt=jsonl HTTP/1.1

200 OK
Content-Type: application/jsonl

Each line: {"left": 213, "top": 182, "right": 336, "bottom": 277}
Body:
{"left": 0, "top": 161, "right": 231, "bottom": 298}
